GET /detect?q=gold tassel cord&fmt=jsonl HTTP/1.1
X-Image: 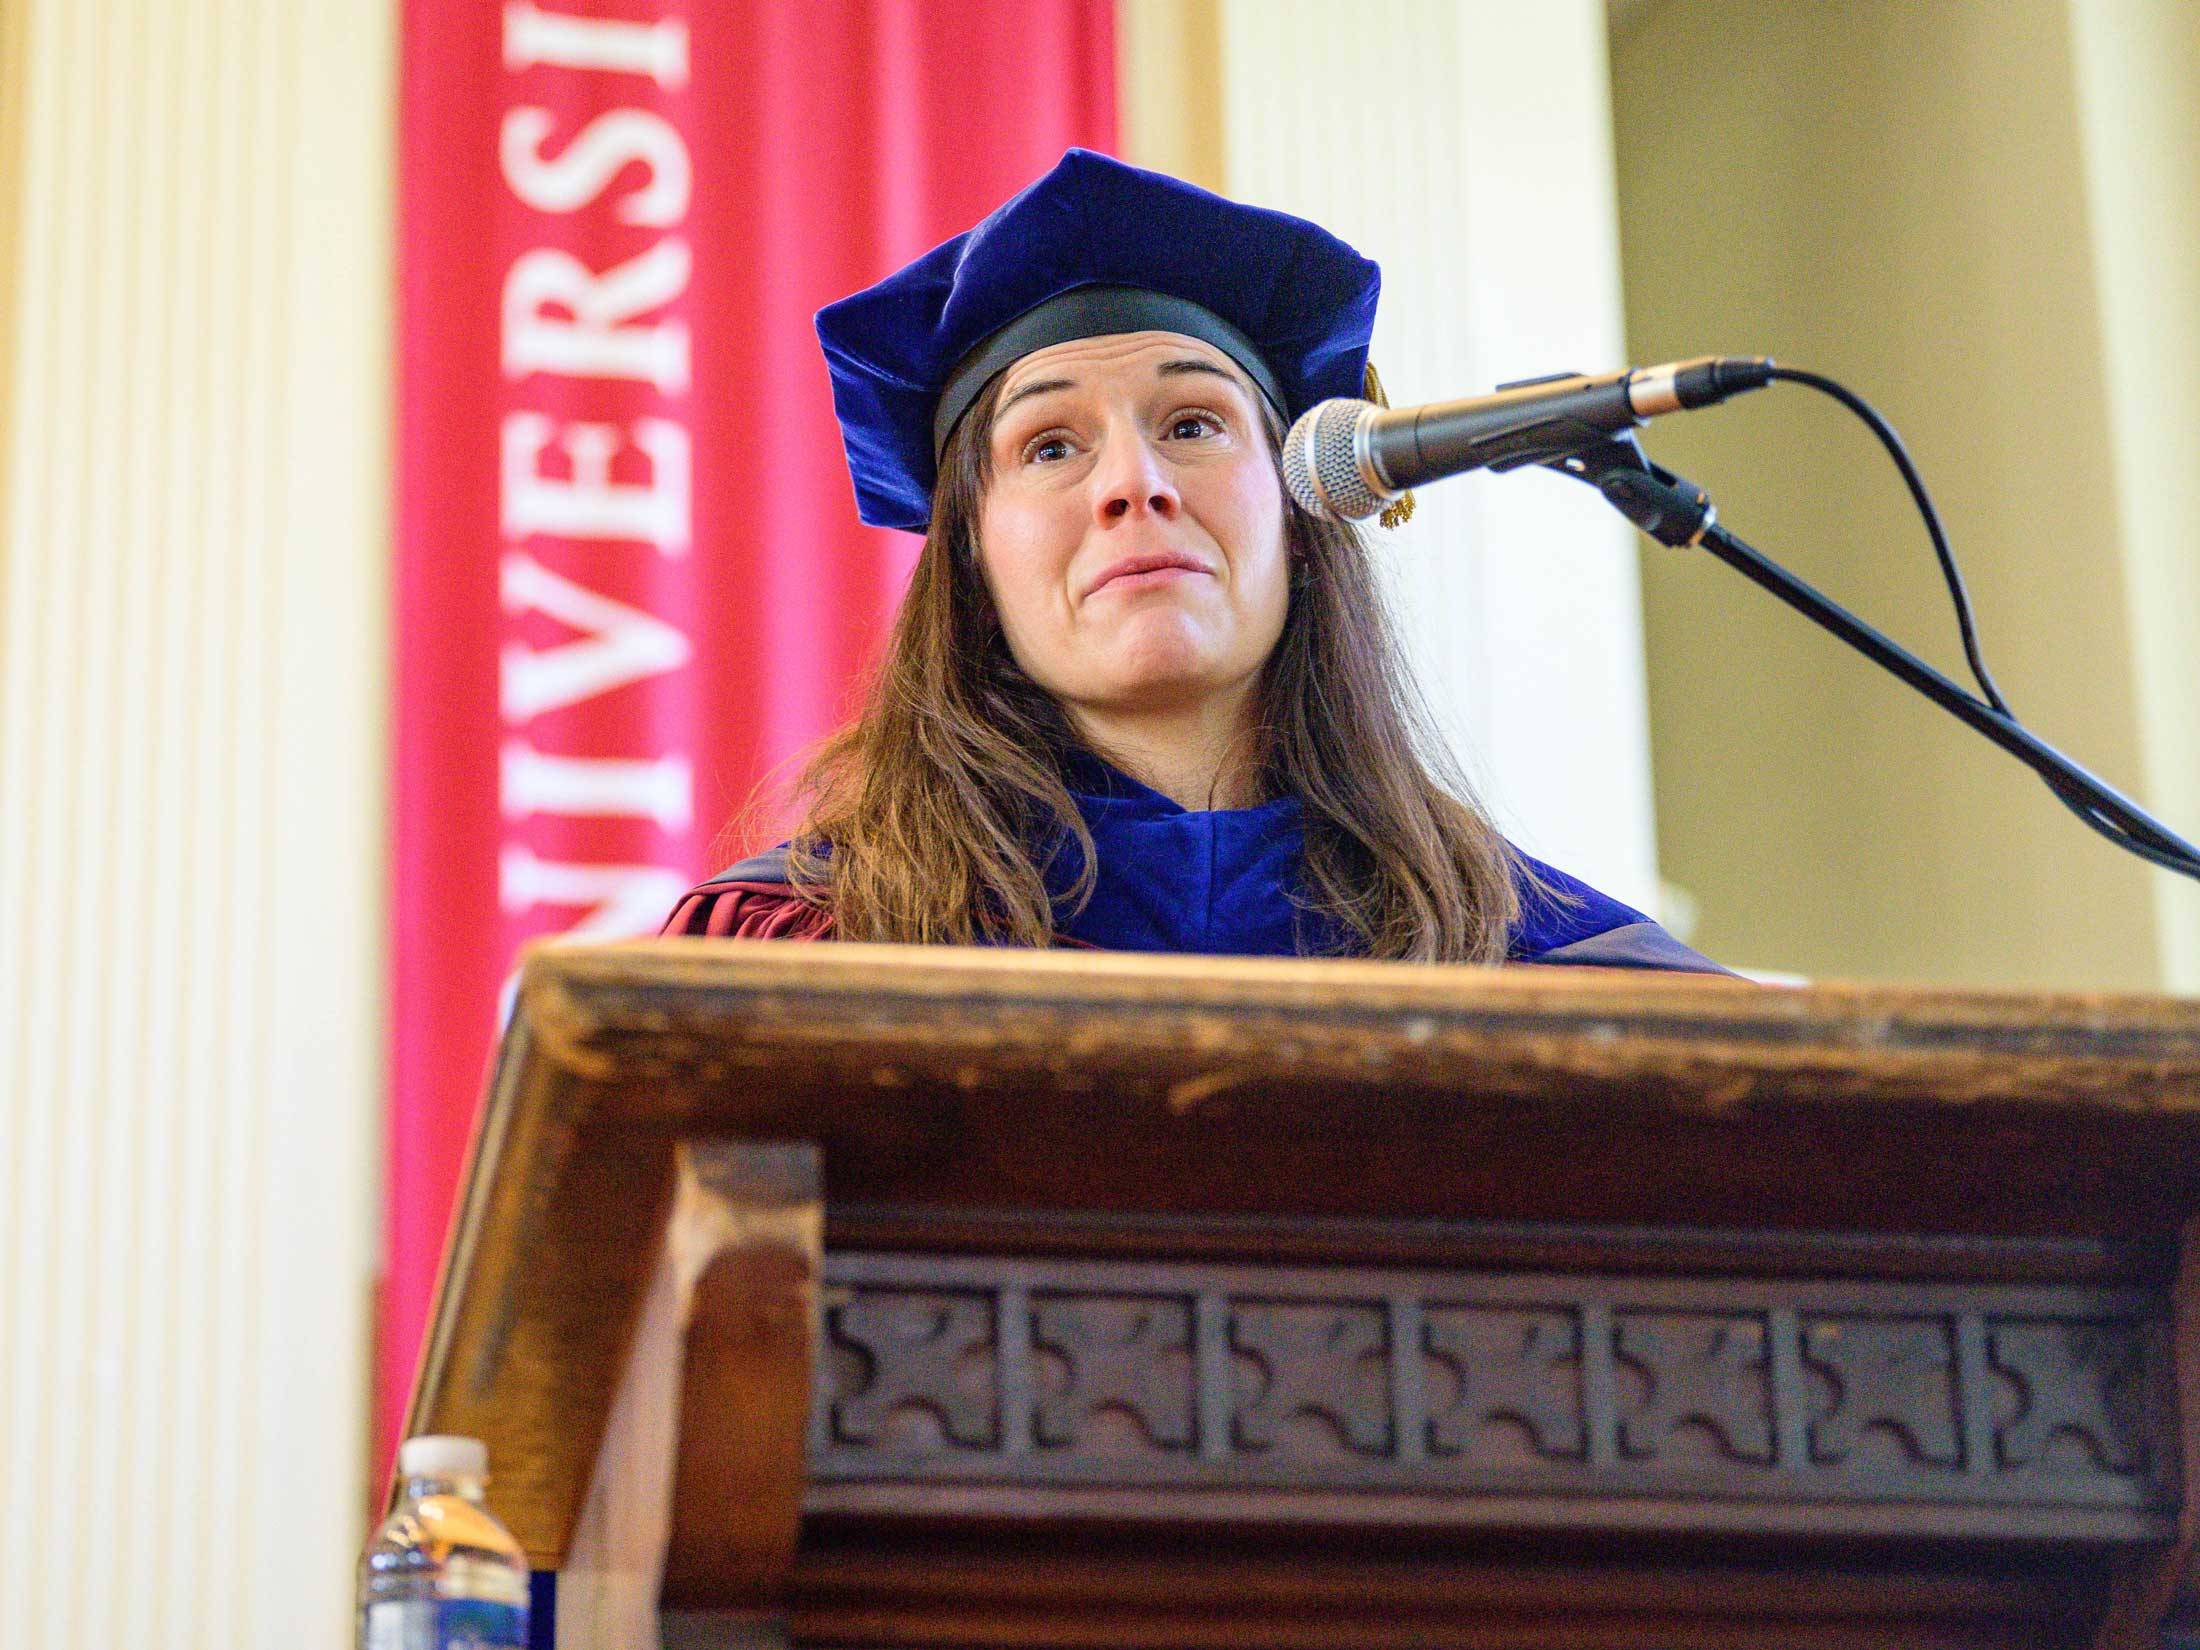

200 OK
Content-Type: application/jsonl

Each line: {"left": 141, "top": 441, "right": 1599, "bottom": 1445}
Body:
{"left": 1362, "top": 362, "right": 1416, "bottom": 529}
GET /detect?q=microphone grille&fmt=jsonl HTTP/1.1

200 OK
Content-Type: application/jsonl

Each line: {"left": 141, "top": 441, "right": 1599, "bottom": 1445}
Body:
{"left": 1282, "top": 399, "right": 1383, "bottom": 522}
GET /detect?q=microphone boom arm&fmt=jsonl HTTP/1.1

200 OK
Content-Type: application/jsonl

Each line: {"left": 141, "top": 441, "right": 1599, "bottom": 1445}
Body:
{"left": 1556, "top": 438, "right": 2200, "bottom": 881}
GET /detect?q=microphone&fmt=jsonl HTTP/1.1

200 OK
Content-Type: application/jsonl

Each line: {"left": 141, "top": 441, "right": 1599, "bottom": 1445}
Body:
{"left": 1282, "top": 356, "right": 1775, "bottom": 522}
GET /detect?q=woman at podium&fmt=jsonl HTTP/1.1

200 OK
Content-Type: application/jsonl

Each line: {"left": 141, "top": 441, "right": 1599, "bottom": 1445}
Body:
{"left": 664, "top": 150, "right": 1720, "bottom": 974}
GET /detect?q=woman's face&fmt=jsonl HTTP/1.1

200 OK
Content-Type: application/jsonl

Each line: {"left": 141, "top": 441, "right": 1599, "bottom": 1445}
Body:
{"left": 975, "top": 330, "right": 1289, "bottom": 728}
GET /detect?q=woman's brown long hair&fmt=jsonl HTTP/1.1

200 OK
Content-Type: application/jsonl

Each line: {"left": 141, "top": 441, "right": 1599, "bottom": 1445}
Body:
{"left": 784, "top": 374, "right": 1520, "bottom": 961}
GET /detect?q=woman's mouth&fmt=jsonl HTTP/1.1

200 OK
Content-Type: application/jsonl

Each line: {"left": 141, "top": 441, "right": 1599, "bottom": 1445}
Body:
{"left": 1086, "top": 552, "right": 1210, "bottom": 598}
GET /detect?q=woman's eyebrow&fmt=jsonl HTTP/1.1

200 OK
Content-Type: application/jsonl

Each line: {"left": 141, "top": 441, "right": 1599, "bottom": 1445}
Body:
{"left": 995, "top": 376, "right": 1077, "bottom": 419}
{"left": 995, "top": 358, "right": 1242, "bottom": 424}
{"left": 1156, "top": 358, "right": 1242, "bottom": 390}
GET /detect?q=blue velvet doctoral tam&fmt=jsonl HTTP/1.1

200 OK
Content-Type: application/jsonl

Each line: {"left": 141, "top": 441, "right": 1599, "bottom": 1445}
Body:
{"left": 816, "top": 148, "right": 1381, "bottom": 531}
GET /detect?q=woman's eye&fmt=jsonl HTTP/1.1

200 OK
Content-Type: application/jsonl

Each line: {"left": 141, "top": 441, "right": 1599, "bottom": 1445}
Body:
{"left": 1023, "top": 433, "right": 1074, "bottom": 465}
{"left": 1167, "top": 412, "right": 1222, "bottom": 440}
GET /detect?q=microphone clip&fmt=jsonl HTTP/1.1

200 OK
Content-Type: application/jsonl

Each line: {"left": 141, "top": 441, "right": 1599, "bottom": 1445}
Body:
{"left": 1546, "top": 434, "right": 1716, "bottom": 548}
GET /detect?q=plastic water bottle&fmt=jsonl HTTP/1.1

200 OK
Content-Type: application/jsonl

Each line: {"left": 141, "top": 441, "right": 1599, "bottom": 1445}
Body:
{"left": 358, "top": 1435, "right": 531, "bottom": 1650}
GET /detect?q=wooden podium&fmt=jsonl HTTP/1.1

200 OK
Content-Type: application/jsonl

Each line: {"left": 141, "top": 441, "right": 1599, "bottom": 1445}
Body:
{"left": 403, "top": 942, "right": 2200, "bottom": 1649}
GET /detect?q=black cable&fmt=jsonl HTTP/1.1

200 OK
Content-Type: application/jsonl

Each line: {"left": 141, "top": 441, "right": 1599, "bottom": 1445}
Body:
{"left": 2042, "top": 771, "right": 2199, "bottom": 869}
{"left": 1764, "top": 365, "right": 2013, "bottom": 715}
{"left": 1762, "top": 366, "right": 2200, "bottom": 880}
{"left": 1768, "top": 365, "right": 2188, "bottom": 862}
{"left": 1568, "top": 379, "right": 2200, "bottom": 882}
{"left": 2055, "top": 797, "right": 2200, "bottom": 875}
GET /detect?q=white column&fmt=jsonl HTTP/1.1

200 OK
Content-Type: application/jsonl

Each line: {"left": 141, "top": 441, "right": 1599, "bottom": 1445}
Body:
{"left": 0, "top": 0, "right": 391, "bottom": 1643}
{"left": 1216, "top": 0, "right": 1662, "bottom": 909}
{"left": 2068, "top": 0, "right": 2200, "bottom": 991}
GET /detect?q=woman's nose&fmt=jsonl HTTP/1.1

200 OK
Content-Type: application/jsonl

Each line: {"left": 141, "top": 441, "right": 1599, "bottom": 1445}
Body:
{"left": 1093, "top": 428, "right": 1179, "bottom": 525}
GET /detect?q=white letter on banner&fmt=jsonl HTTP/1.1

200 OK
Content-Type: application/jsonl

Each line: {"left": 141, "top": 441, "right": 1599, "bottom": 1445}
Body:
{"left": 502, "top": 1, "right": 687, "bottom": 87}
{"left": 500, "top": 741, "right": 693, "bottom": 830}
{"left": 498, "top": 844, "right": 689, "bottom": 938}
{"left": 500, "top": 108, "right": 691, "bottom": 226}
{"left": 501, "top": 414, "right": 690, "bottom": 551}
{"left": 500, "top": 551, "right": 694, "bottom": 721}
{"left": 503, "top": 240, "right": 691, "bottom": 391}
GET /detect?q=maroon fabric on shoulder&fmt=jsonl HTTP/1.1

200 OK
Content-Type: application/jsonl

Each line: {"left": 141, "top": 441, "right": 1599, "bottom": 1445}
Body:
{"left": 660, "top": 879, "right": 1113, "bottom": 948}
{"left": 661, "top": 880, "right": 837, "bottom": 941}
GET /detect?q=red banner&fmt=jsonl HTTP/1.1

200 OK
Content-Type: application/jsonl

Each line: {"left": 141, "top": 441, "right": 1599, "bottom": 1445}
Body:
{"left": 390, "top": 0, "right": 1116, "bottom": 1464}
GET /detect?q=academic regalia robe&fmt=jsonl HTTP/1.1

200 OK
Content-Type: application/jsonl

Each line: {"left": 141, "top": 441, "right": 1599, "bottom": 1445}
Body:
{"left": 661, "top": 757, "right": 1726, "bottom": 975}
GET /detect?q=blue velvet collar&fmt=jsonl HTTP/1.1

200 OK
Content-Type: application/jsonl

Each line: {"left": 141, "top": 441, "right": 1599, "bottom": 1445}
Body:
{"left": 1046, "top": 750, "right": 1344, "bottom": 955}
{"left": 1045, "top": 751, "right": 1655, "bottom": 961}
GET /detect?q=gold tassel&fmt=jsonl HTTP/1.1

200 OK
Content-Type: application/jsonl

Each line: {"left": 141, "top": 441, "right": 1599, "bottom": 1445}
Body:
{"left": 1362, "top": 362, "right": 1416, "bottom": 529}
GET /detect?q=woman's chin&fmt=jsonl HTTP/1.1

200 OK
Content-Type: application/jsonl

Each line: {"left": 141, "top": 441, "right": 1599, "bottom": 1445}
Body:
{"left": 1051, "top": 607, "right": 1267, "bottom": 712}
{"left": 1077, "top": 655, "right": 1249, "bottom": 718}
{"left": 1095, "top": 605, "right": 1228, "bottom": 668}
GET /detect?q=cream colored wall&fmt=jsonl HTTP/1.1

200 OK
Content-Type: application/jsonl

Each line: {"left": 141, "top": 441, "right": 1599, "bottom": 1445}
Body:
{"left": 1610, "top": 0, "right": 2170, "bottom": 987}
{"left": 1124, "top": 0, "right": 1666, "bottom": 913}
{"left": 0, "top": 2, "right": 391, "bottom": 1647}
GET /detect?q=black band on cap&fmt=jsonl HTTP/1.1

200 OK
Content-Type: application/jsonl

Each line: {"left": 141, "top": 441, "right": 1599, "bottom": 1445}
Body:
{"left": 931, "top": 284, "right": 1289, "bottom": 457}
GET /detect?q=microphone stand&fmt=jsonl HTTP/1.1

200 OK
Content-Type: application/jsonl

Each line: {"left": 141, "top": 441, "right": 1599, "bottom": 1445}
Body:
{"left": 1555, "top": 436, "right": 2200, "bottom": 879}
